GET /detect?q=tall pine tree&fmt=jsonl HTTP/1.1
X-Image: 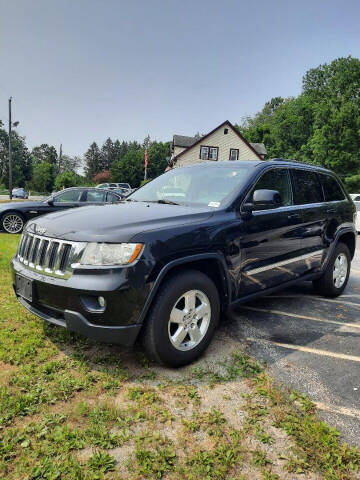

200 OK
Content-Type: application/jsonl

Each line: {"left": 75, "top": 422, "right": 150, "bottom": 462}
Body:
{"left": 84, "top": 142, "right": 102, "bottom": 180}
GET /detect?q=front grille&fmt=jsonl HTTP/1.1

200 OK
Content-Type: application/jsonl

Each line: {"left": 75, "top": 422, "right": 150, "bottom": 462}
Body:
{"left": 17, "top": 232, "right": 86, "bottom": 279}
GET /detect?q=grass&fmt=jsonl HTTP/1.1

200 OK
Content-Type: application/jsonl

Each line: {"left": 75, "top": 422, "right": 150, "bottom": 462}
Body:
{"left": 0, "top": 232, "right": 359, "bottom": 479}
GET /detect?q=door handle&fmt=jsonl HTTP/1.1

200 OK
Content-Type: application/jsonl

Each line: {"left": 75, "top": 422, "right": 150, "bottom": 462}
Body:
{"left": 288, "top": 213, "right": 301, "bottom": 220}
{"left": 326, "top": 208, "right": 336, "bottom": 214}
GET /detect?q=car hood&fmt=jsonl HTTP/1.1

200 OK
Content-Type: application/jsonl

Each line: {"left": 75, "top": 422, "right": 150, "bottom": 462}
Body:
{"left": 25, "top": 202, "right": 214, "bottom": 242}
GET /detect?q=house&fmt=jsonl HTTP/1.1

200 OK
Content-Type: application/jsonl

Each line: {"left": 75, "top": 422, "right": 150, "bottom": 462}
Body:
{"left": 169, "top": 120, "right": 266, "bottom": 168}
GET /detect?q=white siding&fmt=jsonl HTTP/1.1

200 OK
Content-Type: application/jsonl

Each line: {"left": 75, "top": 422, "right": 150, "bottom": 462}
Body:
{"left": 171, "top": 146, "right": 186, "bottom": 160}
{"left": 175, "top": 126, "right": 260, "bottom": 168}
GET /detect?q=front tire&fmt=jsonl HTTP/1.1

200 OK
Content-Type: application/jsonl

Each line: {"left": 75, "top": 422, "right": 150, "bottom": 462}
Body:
{"left": 142, "top": 270, "right": 220, "bottom": 367}
{"left": 313, "top": 242, "right": 351, "bottom": 297}
{"left": 1, "top": 211, "right": 24, "bottom": 234}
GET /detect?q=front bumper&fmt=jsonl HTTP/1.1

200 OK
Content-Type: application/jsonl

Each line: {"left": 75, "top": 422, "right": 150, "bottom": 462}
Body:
{"left": 11, "top": 256, "right": 151, "bottom": 346}
{"left": 18, "top": 296, "right": 141, "bottom": 345}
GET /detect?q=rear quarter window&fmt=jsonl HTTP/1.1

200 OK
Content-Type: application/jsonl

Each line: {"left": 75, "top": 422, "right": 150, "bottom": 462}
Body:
{"left": 320, "top": 174, "right": 345, "bottom": 201}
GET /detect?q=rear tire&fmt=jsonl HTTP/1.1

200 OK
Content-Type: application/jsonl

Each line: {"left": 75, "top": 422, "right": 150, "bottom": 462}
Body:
{"left": 313, "top": 242, "right": 351, "bottom": 297}
{"left": 142, "top": 270, "right": 220, "bottom": 367}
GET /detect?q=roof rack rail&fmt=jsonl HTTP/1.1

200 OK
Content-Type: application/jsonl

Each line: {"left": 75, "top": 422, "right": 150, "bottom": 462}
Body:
{"left": 269, "top": 157, "right": 325, "bottom": 168}
{"left": 270, "top": 157, "right": 304, "bottom": 165}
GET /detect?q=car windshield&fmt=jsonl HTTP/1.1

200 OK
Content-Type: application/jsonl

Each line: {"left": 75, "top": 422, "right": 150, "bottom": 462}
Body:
{"left": 129, "top": 165, "right": 253, "bottom": 207}
{"left": 355, "top": 201, "right": 360, "bottom": 211}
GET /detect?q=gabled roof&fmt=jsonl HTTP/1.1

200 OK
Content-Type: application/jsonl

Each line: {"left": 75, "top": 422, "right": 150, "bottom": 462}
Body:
{"left": 173, "top": 135, "right": 199, "bottom": 148}
{"left": 172, "top": 120, "right": 264, "bottom": 162}
{"left": 250, "top": 142, "right": 267, "bottom": 156}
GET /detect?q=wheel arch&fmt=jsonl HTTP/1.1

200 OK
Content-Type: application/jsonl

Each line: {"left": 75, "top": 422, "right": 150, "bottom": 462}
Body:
{"left": 138, "top": 253, "right": 231, "bottom": 324}
{"left": 336, "top": 229, "right": 356, "bottom": 260}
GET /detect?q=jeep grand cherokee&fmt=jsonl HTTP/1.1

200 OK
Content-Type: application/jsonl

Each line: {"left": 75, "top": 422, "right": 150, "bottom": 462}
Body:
{"left": 12, "top": 160, "right": 356, "bottom": 366}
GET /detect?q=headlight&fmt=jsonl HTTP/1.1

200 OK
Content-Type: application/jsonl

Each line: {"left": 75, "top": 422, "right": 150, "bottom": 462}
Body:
{"left": 80, "top": 243, "right": 143, "bottom": 266}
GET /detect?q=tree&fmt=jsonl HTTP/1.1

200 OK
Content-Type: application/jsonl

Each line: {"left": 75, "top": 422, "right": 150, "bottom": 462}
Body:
{"left": 110, "top": 141, "right": 169, "bottom": 187}
{"left": 30, "top": 162, "right": 54, "bottom": 192}
{"left": 54, "top": 171, "right": 78, "bottom": 190}
{"left": 0, "top": 122, "right": 32, "bottom": 188}
{"left": 147, "top": 141, "right": 170, "bottom": 178}
{"left": 237, "top": 56, "right": 360, "bottom": 178}
{"left": 94, "top": 170, "right": 111, "bottom": 184}
{"left": 344, "top": 174, "right": 360, "bottom": 192}
{"left": 111, "top": 149, "right": 145, "bottom": 187}
{"left": 57, "top": 154, "right": 82, "bottom": 174}
{"left": 32, "top": 144, "right": 57, "bottom": 165}
{"left": 84, "top": 142, "right": 102, "bottom": 179}
{"left": 100, "top": 138, "right": 116, "bottom": 170}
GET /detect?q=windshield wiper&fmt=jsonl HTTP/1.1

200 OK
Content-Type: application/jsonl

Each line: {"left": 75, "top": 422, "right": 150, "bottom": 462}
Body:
{"left": 153, "top": 199, "right": 180, "bottom": 205}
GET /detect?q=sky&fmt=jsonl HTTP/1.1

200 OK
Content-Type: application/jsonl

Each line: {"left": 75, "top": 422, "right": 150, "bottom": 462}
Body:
{"left": 1, "top": 0, "right": 359, "bottom": 158}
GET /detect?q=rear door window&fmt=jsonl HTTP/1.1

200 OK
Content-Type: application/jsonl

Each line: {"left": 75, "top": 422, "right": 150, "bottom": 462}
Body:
{"left": 84, "top": 190, "right": 106, "bottom": 202}
{"left": 106, "top": 192, "right": 120, "bottom": 203}
{"left": 320, "top": 174, "right": 345, "bottom": 201}
{"left": 291, "top": 169, "right": 323, "bottom": 205}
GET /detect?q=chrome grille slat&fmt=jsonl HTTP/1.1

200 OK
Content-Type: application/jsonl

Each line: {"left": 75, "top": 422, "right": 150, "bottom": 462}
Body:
{"left": 16, "top": 232, "right": 86, "bottom": 279}
{"left": 48, "top": 242, "right": 59, "bottom": 270}
{"left": 38, "top": 240, "right": 49, "bottom": 267}
{"left": 53, "top": 242, "right": 64, "bottom": 272}
{"left": 30, "top": 238, "right": 41, "bottom": 264}
{"left": 18, "top": 235, "right": 26, "bottom": 257}
{"left": 20, "top": 235, "right": 29, "bottom": 259}
{"left": 24, "top": 237, "right": 33, "bottom": 262}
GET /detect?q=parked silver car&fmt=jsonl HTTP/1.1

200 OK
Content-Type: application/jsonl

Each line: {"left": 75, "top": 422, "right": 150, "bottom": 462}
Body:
{"left": 12, "top": 188, "right": 29, "bottom": 199}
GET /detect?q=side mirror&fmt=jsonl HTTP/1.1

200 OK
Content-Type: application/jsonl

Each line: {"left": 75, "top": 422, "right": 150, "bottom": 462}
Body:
{"left": 253, "top": 189, "right": 282, "bottom": 209}
{"left": 47, "top": 196, "right": 54, "bottom": 206}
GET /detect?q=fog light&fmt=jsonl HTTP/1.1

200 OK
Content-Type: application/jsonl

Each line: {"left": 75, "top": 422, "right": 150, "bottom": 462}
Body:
{"left": 98, "top": 296, "right": 106, "bottom": 308}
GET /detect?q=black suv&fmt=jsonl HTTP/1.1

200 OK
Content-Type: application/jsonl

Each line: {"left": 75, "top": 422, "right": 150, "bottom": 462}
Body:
{"left": 11, "top": 160, "right": 356, "bottom": 366}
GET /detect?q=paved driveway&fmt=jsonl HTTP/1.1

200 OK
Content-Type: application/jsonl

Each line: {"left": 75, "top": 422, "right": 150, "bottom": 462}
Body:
{"left": 227, "top": 240, "right": 360, "bottom": 447}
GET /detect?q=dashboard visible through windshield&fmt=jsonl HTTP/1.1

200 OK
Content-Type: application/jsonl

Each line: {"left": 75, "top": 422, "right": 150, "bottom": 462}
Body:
{"left": 129, "top": 165, "right": 252, "bottom": 207}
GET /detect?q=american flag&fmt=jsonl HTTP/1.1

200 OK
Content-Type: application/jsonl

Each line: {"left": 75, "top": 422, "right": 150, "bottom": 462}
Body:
{"left": 144, "top": 148, "right": 148, "bottom": 168}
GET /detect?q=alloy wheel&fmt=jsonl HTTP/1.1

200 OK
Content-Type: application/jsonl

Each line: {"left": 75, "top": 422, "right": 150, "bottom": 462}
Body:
{"left": 3, "top": 214, "right": 24, "bottom": 234}
{"left": 333, "top": 253, "right": 348, "bottom": 288}
{"left": 168, "top": 289, "right": 211, "bottom": 351}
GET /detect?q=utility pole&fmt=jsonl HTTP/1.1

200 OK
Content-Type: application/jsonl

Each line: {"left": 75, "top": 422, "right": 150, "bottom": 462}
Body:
{"left": 8, "top": 97, "right": 13, "bottom": 200}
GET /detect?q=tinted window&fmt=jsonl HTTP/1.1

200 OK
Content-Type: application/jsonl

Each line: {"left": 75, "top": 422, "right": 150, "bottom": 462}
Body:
{"left": 84, "top": 190, "right": 106, "bottom": 202}
{"left": 54, "top": 190, "right": 83, "bottom": 203}
{"left": 291, "top": 169, "right": 323, "bottom": 205}
{"left": 106, "top": 192, "right": 120, "bottom": 203}
{"left": 320, "top": 174, "right": 345, "bottom": 201}
{"left": 248, "top": 168, "right": 292, "bottom": 207}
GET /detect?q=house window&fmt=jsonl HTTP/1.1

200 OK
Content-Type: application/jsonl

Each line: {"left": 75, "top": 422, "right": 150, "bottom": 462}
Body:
{"left": 200, "top": 146, "right": 209, "bottom": 160}
{"left": 199, "top": 146, "right": 218, "bottom": 161}
{"left": 229, "top": 149, "right": 239, "bottom": 161}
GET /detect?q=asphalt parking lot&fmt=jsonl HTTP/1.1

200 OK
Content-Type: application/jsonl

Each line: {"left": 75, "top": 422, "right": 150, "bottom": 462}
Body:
{"left": 226, "top": 240, "right": 360, "bottom": 447}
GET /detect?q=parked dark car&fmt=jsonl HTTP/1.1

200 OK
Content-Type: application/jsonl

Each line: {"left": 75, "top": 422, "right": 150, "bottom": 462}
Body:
{"left": 12, "top": 188, "right": 29, "bottom": 199}
{"left": 11, "top": 160, "right": 356, "bottom": 366}
{"left": 1, "top": 187, "right": 122, "bottom": 234}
